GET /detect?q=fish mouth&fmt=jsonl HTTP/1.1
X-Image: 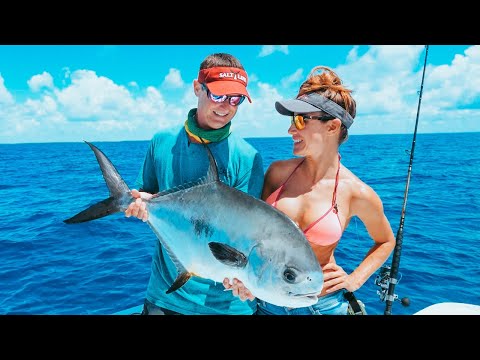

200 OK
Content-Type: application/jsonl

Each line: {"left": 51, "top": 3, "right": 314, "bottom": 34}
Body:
{"left": 289, "top": 291, "right": 319, "bottom": 301}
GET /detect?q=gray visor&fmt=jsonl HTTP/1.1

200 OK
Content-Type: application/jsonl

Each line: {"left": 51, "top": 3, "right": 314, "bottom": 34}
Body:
{"left": 275, "top": 92, "right": 354, "bottom": 129}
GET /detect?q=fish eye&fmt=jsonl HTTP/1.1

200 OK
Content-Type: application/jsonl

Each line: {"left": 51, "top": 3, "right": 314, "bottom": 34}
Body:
{"left": 283, "top": 268, "right": 297, "bottom": 283}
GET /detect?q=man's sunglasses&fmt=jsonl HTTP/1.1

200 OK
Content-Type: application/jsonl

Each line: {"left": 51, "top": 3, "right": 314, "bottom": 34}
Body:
{"left": 291, "top": 114, "right": 334, "bottom": 130}
{"left": 201, "top": 83, "right": 246, "bottom": 106}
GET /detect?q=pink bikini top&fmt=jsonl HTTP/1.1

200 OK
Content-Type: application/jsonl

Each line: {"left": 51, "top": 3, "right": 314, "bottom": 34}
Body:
{"left": 265, "top": 155, "right": 343, "bottom": 246}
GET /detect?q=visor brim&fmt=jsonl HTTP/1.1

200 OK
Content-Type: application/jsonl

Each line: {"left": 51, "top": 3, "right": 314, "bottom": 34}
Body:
{"left": 275, "top": 99, "right": 321, "bottom": 116}
{"left": 206, "top": 82, "right": 252, "bottom": 103}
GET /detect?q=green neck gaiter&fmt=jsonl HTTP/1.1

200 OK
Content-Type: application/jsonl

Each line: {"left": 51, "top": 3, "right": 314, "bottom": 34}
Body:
{"left": 185, "top": 108, "right": 231, "bottom": 143}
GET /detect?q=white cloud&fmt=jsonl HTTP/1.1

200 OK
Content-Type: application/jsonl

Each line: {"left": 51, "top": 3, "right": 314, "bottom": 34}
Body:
{"left": 239, "top": 45, "right": 480, "bottom": 138}
{"left": 0, "top": 68, "right": 188, "bottom": 143}
{"left": 259, "top": 45, "right": 289, "bottom": 57}
{"left": 280, "top": 68, "right": 304, "bottom": 89}
{"left": 425, "top": 45, "right": 480, "bottom": 109}
{"left": 336, "top": 45, "right": 426, "bottom": 116}
{"left": 162, "top": 68, "right": 184, "bottom": 89}
{"left": 233, "top": 81, "right": 286, "bottom": 135}
{"left": 248, "top": 73, "right": 259, "bottom": 84}
{"left": 1, "top": 45, "right": 480, "bottom": 143}
{"left": 28, "top": 71, "right": 54, "bottom": 92}
{"left": 24, "top": 95, "right": 59, "bottom": 117}
{"left": 55, "top": 69, "right": 134, "bottom": 120}
{"left": 346, "top": 45, "right": 361, "bottom": 62}
{"left": 0, "top": 74, "right": 14, "bottom": 104}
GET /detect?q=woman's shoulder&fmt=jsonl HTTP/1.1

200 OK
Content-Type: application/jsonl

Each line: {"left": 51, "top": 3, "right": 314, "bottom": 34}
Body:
{"left": 341, "top": 165, "right": 381, "bottom": 205}
{"left": 266, "top": 157, "right": 303, "bottom": 182}
{"left": 269, "top": 157, "right": 302, "bottom": 171}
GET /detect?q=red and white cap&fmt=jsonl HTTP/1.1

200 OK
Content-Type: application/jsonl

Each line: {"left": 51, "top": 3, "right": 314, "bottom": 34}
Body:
{"left": 198, "top": 66, "right": 252, "bottom": 103}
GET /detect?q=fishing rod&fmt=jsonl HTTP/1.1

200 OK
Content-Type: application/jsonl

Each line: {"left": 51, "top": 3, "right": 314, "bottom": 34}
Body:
{"left": 375, "top": 45, "right": 430, "bottom": 315}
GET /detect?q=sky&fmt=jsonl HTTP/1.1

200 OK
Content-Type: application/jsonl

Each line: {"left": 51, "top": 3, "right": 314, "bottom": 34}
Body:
{"left": 0, "top": 44, "right": 478, "bottom": 144}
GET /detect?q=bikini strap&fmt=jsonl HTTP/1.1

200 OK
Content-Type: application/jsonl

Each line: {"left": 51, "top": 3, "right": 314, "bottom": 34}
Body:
{"left": 283, "top": 158, "right": 305, "bottom": 186}
{"left": 274, "top": 158, "right": 306, "bottom": 204}
{"left": 332, "top": 153, "right": 341, "bottom": 210}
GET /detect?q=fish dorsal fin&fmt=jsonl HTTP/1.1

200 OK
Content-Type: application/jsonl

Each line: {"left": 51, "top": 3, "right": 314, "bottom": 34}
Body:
{"left": 149, "top": 142, "right": 220, "bottom": 200}
{"left": 208, "top": 242, "right": 248, "bottom": 268}
{"left": 200, "top": 140, "right": 219, "bottom": 183}
{"left": 166, "top": 271, "right": 193, "bottom": 294}
{"left": 151, "top": 178, "right": 209, "bottom": 198}
{"left": 85, "top": 141, "right": 130, "bottom": 197}
{"left": 149, "top": 141, "right": 220, "bottom": 200}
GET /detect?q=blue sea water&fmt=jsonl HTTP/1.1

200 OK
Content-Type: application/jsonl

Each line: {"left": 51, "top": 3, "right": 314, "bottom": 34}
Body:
{"left": 1, "top": 132, "right": 479, "bottom": 315}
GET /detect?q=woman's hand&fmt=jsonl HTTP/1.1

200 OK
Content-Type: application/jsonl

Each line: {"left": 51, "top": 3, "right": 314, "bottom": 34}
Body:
{"left": 322, "top": 263, "right": 358, "bottom": 293}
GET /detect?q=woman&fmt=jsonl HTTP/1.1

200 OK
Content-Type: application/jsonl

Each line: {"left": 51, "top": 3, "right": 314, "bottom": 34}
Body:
{"left": 224, "top": 65, "right": 395, "bottom": 315}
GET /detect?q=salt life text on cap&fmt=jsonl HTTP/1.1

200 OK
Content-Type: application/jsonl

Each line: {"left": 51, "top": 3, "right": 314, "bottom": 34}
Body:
{"left": 198, "top": 66, "right": 252, "bottom": 103}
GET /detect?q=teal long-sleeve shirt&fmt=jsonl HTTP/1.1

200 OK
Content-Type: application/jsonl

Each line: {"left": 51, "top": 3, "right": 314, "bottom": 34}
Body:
{"left": 135, "top": 126, "right": 264, "bottom": 315}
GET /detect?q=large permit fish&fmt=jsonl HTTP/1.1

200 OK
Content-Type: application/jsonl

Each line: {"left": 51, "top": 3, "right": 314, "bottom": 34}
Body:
{"left": 64, "top": 141, "right": 324, "bottom": 308}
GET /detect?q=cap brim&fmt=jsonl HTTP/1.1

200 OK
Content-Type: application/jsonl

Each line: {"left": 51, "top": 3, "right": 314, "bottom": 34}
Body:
{"left": 275, "top": 99, "right": 320, "bottom": 115}
{"left": 206, "top": 81, "right": 252, "bottom": 103}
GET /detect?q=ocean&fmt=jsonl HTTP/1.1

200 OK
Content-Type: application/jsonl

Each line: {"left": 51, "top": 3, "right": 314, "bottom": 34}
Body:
{"left": 1, "top": 132, "right": 479, "bottom": 315}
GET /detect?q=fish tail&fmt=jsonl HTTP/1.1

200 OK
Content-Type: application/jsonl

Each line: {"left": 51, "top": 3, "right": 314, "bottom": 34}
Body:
{"left": 64, "top": 197, "right": 123, "bottom": 223}
{"left": 64, "top": 141, "right": 132, "bottom": 224}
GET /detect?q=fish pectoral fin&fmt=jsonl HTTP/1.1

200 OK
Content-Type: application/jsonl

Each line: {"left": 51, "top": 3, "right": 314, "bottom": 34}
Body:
{"left": 166, "top": 271, "right": 193, "bottom": 294}
{"left": 208, "top": 242, "right": 247, "bottom": 268}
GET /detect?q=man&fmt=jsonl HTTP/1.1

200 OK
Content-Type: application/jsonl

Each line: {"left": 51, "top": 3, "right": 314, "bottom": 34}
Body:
{"left": 125, "top": 53, "right": 264, "bottom": 315}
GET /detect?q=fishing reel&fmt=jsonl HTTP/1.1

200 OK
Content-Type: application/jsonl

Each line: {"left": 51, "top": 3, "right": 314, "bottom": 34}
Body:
{"left": 374, "top": 265, "right": 410, "bottom": 307}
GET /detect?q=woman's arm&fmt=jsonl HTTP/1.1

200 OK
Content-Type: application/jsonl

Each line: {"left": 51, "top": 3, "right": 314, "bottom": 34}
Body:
{"left": 326, "top": 183, "right": 396, "bottom": 293}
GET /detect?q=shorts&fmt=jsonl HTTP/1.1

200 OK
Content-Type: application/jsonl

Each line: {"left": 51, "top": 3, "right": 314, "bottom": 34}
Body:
{"left": 256, "top": 290, "right": 349, "bottom": 315}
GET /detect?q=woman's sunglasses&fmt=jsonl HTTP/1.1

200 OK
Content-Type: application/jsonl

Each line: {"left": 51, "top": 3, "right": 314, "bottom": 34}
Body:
{"left": 201, "top": 83, "right": 246, "bottom": 106}
{"left": 291, "top": 114, "right": 334, "bottom": 130}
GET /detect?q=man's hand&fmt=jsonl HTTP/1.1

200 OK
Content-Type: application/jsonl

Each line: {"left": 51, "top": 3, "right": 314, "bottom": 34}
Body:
{"left": 223, "top": 278, "right": 255, "bottom": 301}
{"left": 125, "top": 189, "right": 153, "bottom": 222}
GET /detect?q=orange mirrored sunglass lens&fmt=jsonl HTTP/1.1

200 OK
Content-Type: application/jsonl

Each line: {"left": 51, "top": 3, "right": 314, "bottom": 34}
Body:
{"left": 291, "top": 115, "right": 306, "bottom": 130}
